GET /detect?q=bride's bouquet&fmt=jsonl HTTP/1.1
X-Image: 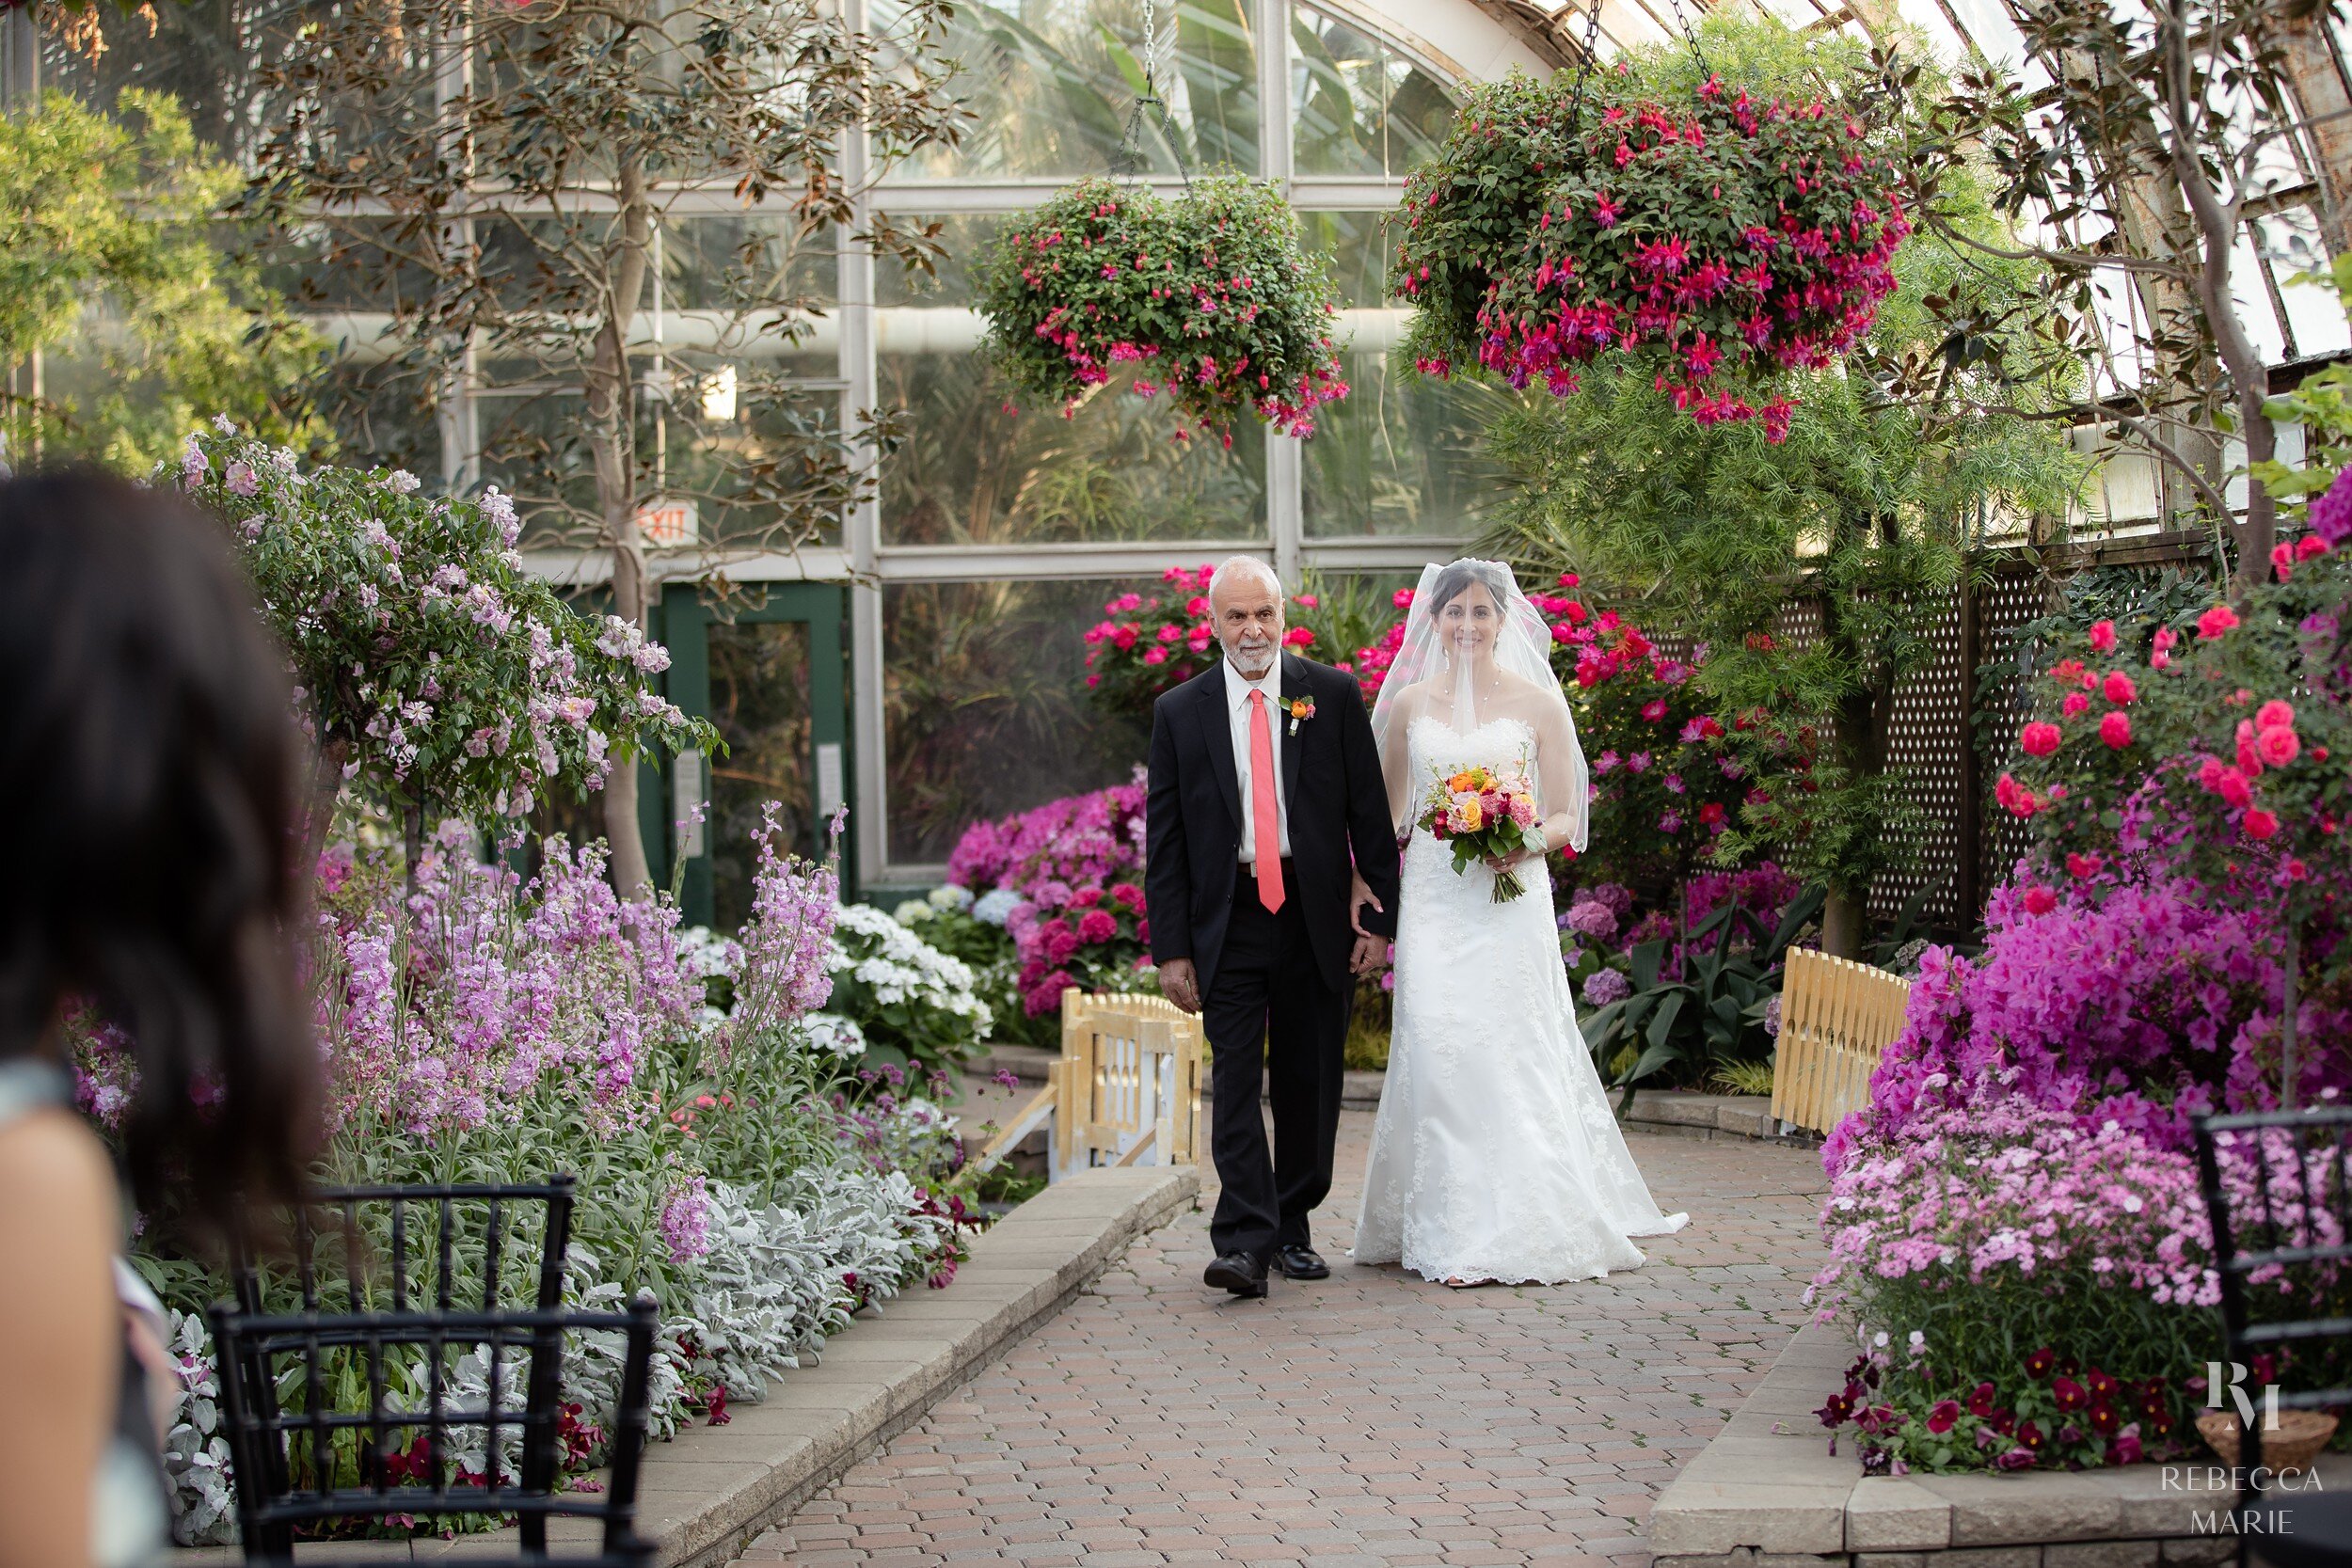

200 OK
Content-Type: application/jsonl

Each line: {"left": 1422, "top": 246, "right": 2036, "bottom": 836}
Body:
{"left": 1419, "top": 762, "right": 1543, "bottom": 902}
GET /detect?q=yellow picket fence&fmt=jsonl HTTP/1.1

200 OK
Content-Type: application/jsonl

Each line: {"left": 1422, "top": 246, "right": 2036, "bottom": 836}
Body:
{"left": 978, "top": 990, "right": 1203, "bottom": 1181}
{"left": 1770, "top": 948, "right": 1914, "bottom": 1136}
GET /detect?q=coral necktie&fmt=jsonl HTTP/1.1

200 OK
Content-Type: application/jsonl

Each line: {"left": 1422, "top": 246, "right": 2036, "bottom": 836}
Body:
{"left": 1248, "top": 689, "right": 1284, "bottom": 912}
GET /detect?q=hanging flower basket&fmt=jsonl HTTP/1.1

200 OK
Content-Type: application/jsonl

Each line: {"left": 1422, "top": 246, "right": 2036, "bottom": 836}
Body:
{"left": 1394, "top": 73, "right": 1910, "bottom": 438}
{"left": 977, "top": 175, "right": 1350, "bottom": 442}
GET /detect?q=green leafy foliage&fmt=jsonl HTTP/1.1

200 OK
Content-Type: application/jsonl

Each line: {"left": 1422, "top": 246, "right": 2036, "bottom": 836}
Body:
{"left": 0, "top": 89, "right": 321, "bottom": 470}
{"left": 1579, "top": 884, "right": 1822, "bottom": 1093}
{"left": 977, "top": 175, "right": 1349, "bottom": 437}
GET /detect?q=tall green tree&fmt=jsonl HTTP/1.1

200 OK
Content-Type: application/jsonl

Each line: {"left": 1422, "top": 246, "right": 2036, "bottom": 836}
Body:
{"left": 1469, "top": 15, "right": 2082, "bottom": 954}
{"left": 0, "top": 87, "right": 319, "bottom": 470}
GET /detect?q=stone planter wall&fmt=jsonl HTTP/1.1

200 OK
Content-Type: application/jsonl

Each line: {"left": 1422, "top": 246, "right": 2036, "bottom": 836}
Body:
{"left": 1651, "top": 1322, "right": 2347, "bottom": 1568}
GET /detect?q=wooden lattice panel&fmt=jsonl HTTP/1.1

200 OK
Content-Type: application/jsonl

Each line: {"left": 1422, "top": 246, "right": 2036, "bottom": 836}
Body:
{"left": 1867, "top": 591, "right": 1968, "bottom": 928}
{"left": 1972, "top": 571, "right": 2052, "bottom": 899}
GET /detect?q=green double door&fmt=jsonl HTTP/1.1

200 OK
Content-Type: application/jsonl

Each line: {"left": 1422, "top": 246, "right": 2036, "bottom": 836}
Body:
{"left": 647, "top": 581, "right": 850, "bottom": 933}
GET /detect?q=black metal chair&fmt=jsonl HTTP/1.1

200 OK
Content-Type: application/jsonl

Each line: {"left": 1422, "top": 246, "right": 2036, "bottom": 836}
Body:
{"left": 218, "top": 1178, "right": 607, "bottom": 1561}
{"left": 208, "top": 1295, "right": 658, "bottom": 1566}
{"left": 233, "top": 1177, "right": 579, "bottom": 1323}
{"left": 2193, "top": 1107, "right": 2352, "bottom": 1568}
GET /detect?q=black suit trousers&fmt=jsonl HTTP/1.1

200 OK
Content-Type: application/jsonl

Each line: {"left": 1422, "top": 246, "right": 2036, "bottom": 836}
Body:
{"left": 1202, "top": 859, "right": 1349, "bottom": 1261}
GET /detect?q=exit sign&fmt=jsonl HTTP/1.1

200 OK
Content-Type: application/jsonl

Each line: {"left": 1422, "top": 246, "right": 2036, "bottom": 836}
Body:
{"left": 634, "top": 498, "right": 698, "bottom": 549}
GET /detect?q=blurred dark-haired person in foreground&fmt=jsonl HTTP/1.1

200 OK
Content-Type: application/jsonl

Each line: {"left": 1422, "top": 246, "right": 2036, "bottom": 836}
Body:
{"left": 0, "top": 469, "right": 320, "bottom": 1567}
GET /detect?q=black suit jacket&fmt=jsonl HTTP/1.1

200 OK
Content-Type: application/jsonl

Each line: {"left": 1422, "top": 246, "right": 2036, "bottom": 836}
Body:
{"left": 1144, "top": 653, "right": 1402, "bottom": 1001}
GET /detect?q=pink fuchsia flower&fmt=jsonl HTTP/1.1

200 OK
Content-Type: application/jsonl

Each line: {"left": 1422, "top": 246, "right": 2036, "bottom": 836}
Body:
{"left": 2100, "top": 711, "right": 2132, "bottom": 749}
{"left": 2088, "top": 620, "right": 2117, "bottom": 653}
{"left": 2102, "top": 671, "right": 2137, "bottom": 705}
{"left": 2256, "top": 700, "right": 2296, "bottom": 732}
{"left": 2020, "top": 721, "right": 2062, "bottom": 757}
{"left": 2256, "top": 726, "right": 2300, "bottom": 768}
{"left": 2196, "top": 604, "right": 2240, "bottom": 641}
{"left": 2021, "top": 886, "right": 2058, "bottom": 916}
{"left": 2243, "top": 808, "right": 2280, "bottom": 841}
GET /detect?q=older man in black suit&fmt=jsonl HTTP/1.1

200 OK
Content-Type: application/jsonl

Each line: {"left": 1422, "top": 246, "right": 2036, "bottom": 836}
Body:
{"left": 1145, "top": 556, "right": 1402, "bottom": 1298}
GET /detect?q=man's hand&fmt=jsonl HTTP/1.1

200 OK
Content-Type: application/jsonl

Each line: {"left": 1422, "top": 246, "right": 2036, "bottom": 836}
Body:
{"left": 1349, "top": 875, "right": 1385, "bottom": 938}
{"left": 1159, "top": 958, "right": 1201, "bottom": 1014}
{"left": 1350, "top": 933, "right": 1389, "bottom": 978}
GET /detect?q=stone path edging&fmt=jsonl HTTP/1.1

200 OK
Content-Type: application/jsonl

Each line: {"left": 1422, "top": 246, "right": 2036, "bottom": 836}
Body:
{"left": 178, "top": 1164, "right": 1197, "bottom": 1566}
{"left": 1649, "top": 1319, "right": 2351, "bottom": 1568}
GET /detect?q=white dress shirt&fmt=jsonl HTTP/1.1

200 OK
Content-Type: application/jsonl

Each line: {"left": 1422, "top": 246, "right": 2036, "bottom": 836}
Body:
{"left": 1222, "top": 657, "right": 1292, "bottom": 862}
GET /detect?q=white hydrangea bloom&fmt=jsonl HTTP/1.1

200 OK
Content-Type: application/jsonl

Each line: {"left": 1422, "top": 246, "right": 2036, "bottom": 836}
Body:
{"left": 804, "top": 1012, "right": 867, "bottom": 1057}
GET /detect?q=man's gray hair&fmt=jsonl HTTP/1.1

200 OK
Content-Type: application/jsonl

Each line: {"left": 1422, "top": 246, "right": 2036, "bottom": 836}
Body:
{"left": 1207, "top": 555, "right": 1283, "bottom": 602}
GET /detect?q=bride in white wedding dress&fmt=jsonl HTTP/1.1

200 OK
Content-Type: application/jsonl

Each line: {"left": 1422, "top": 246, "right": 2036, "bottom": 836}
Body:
{"left": 1350, "top": 559, "right": 1687, "bottom": 1287}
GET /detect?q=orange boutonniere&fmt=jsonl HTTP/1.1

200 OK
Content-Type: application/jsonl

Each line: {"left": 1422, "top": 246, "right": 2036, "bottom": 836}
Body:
{"left": 1286, "top": 696, "right": 1315, "bottom": 736}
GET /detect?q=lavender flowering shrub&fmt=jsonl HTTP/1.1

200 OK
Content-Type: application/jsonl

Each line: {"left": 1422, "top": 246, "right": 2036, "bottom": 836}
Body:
{"left": 98, "top": 823, "right": 977, "bottom": 1543}
{"left": 172, "top": 423, "right": 711, "bottom": 828}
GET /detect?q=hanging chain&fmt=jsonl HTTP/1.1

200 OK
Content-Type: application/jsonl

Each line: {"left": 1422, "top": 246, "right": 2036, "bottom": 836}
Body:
{"left": 1563, "top": 0, "right": 1608, "bottom": 132}
{"left": 1662, "top": 0, "right": 1713, "bottom": 84}
{"left": 1112, "top": 0, "right": 1191, "bottom": 185}
{"left": 1140, "top": 0, "right": 1161, "bottom": 99}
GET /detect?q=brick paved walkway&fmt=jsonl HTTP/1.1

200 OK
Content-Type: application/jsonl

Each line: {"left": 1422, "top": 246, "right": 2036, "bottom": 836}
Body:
{"left": 735, "top": 1110, "right": 1829, "bottom": 1568}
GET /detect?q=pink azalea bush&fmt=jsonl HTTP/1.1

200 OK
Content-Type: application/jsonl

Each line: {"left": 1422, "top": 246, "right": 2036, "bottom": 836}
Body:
{"left": 1394, "top": 67, "right": 1908, "bottom": 436}
{"left": 946, "top": 771, "right": 1155, "bottom": 1028}
{"left": 977, "top": 176, "right": 1348, "bottom": 442}
{"left": 1824, "top": 878, "right": 2329, "bottom": 1176}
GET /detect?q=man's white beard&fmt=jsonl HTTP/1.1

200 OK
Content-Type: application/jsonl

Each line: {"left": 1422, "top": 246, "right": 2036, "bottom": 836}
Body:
{"left": 1228, "top": 642, "right": 1277, "bottom": 678}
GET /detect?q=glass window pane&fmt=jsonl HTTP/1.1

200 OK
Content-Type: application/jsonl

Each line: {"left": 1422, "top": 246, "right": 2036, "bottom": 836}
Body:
{"left": 883, "top": 578, "right": 1152, "bottom": 864}
{"left": 709, "top": 620, "right": 816, "bottom": 930}
{"left": 1295, "top": 212, "right": 1504, "bottom": 538}
{"left": 1291, "top": 7, "right": 1456, "bottom": 180}
{"left": 879, "top": 215, "right": 1268, "bottom": 545}
{"left": 660, "top": 216, "right": 838, "bottom": 312}
{"left": 874, "top": 0, "right": 1260, "bottom": 180}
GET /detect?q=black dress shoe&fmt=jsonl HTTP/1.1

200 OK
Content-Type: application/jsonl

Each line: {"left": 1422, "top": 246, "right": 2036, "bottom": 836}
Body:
{"left": 1203, "top": 1251, "right": 1269, "bottom": 1297}
{"left": 1271, "top": 1243, "right": 1329, "bottom": 1280}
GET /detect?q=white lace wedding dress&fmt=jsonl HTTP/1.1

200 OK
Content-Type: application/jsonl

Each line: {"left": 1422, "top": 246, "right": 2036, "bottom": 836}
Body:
{"left": 1351, "top": 713, "right": 1690, "bottom": 1285}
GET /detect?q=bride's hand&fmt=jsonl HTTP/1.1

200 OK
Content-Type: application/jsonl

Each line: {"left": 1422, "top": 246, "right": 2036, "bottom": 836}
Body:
{"left": 1482, "top": 847, "right": 1542, "bottom": 873}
